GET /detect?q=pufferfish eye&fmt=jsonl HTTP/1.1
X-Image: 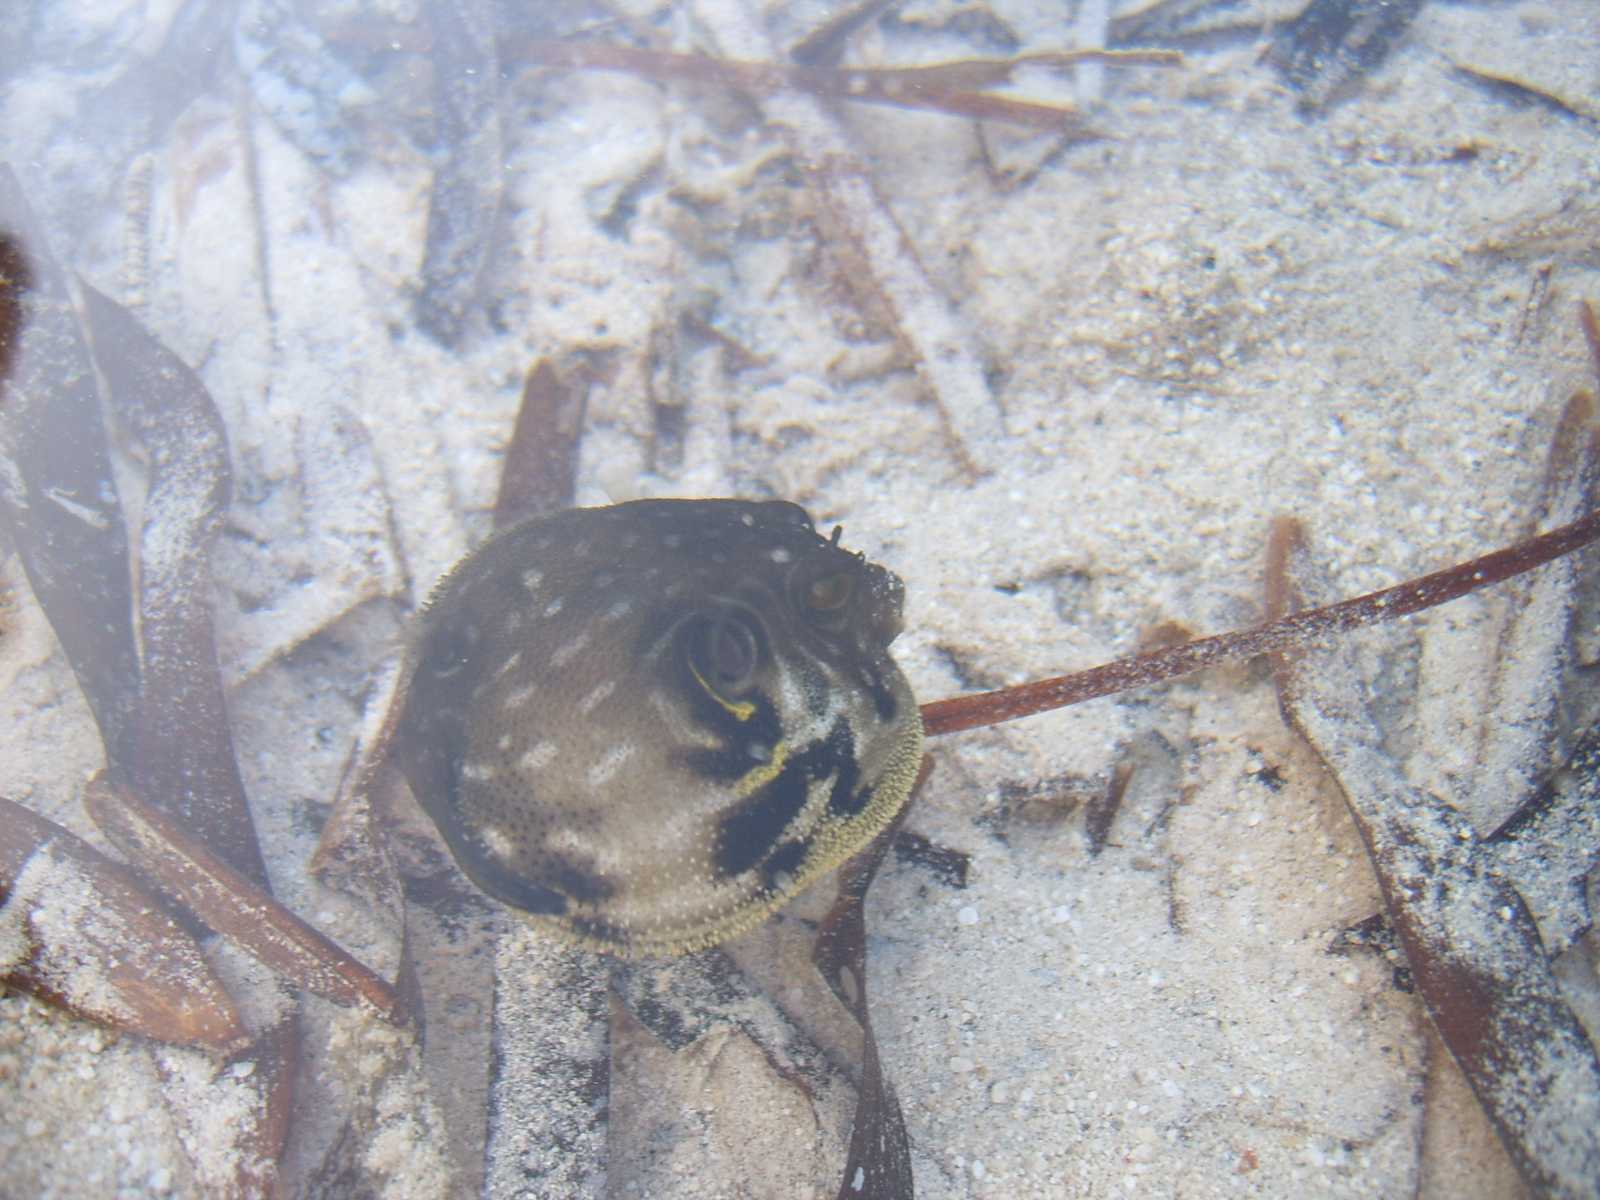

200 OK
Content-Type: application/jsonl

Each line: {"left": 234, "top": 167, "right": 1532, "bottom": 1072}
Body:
{"left": 804, "top": 570, "right": 855, "bottom": 614}
{"left": 690, "top": 612, "right": 762, "bottom": 695}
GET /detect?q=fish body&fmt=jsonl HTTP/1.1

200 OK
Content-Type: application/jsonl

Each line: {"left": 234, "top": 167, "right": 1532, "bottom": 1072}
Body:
{"left": 395, "top": 498, "right": 924, "bottom": 957}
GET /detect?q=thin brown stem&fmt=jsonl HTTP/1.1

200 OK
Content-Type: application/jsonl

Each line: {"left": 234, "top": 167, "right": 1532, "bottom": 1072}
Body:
{"left": 920, "top": 508, "right": 1600, "bottom": 737}
{"left": 1580, "top": 299, "right": 1600, "bottom": 379}
{"left": 504, "top": 38, "right": 1173, "bottom": 130}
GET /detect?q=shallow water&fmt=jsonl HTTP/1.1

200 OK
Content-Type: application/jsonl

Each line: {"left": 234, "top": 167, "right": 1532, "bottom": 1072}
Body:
{"left": 2, "top": 1, "right": 1598, "bottom": 1196}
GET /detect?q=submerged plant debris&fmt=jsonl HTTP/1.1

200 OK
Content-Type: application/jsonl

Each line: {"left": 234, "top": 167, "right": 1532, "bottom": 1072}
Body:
{"left": 3, "top": 0, "right": 1599, "bottom": 1197}
{"left": 0, "top": 165, "right": 296, "bottom": 1197}
{"left": 1265, "top": 0, "right": 1426, "bottom": 111}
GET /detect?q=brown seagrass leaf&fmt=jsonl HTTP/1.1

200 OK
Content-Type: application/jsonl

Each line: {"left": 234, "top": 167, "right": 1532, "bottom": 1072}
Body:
{"left": 415, "top": 0, "right": 502, "bottom": 346}
{"left": 78, "top": 277, "right": 304, "bottom": 1196}
{"left": 485, "top": 931, "right": 610, "bottom": 1199}
{"left": 0, "top": 166, "right": 142, "bottom": 771}
{"left": 1485, "top": 722, "right": 1600, "bottom": 959}
{"left": 0, "top": 229, "right": 25, "bottom": 383}
{"left": 307, "top": 660, "right": 408, "bottom": 928}
{"left": 1265, "top": 0, "right": 1425, "bottom": 112}
{"left": 1267, "top": 518, "right": 1600, "bottom": 1198}
{"left": 77, "top": 279, "right": 268, "bottom": 885}
{"left": 476, "top": 357, "right": 607, "bottom": 1193}
{"left": 0, "top": 796, "right": 245, "bottom": 1051}
{"left": 494, "top": 359, "right": 587, "bottom": 530}
{"left": 812, "top": 758, "right": 929, "bottom": 1200}
{"left": 83, "top": 774, "right": 398, "bottom": 1019}
{"left": 2, "top": 170, "right": 301, "bottom": 1195}
{"left": 1464, "top": 386, "right": 1600, "bottom": 826}
{"left": 504, "top": 39, "right": 1170, "bottom": 132}
{"left": 1473, "top": 342, "right": 1600, "bottom": 958}
{"left": 921, "top": 508, "right": 1600, "bottom": 736}
{"left": 153, "top": 1008, "right": 303, "bottom": 1200}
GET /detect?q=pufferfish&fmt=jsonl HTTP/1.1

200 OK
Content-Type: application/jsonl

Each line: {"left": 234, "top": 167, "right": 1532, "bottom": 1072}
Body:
{"left": 393, "top": 499, "right": 925, "bottom": 958}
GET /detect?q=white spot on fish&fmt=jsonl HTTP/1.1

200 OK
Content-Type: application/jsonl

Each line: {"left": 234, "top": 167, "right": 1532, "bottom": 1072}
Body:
{"left": 521, "top": 568, "right": 543, "bottom": 592}
{"left": 519, "top": 741, "right": 558, "bottom": 771}
{"left": 551, "top": 630, "right": 591, "bottom": 669}
{"left": 769, "top": 546, "right": 793, "bottom": 564}
{"left": 580, "top": 680, "right": 616, "bottom": 714}
{"left": 481, "top": 827, "right": 516, "bottom": 861}
{"left": 640, "top": 628, "right": 674, "bottom": 663}
{"left": 587, "top": 743, "right": 637, "bottom": 788}
{"left": 649, "top": 689, "right": 680, "bottom": 728}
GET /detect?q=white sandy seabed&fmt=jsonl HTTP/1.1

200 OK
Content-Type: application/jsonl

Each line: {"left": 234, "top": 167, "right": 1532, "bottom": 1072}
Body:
{"left": 2, "top": 0, "right": 1598, "bottom": 1196}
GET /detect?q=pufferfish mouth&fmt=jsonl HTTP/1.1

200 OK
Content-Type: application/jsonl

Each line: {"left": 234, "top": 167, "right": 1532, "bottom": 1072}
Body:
{"left": 862, "top": 561, "right": 907, "bottom": 643}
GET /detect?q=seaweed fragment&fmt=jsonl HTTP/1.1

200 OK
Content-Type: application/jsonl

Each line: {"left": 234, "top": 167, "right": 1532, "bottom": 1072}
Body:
{"left": 0, "top": 168, "right": 143, "bottom": 774}
{"left": 507, "top": 37, "right": 1172, "bottom": 132}
{"left": 1265, "top": 0, "right": 1425, "bottom": 112}
{"left": 415, "top": 0, "right": 504, "bottom": 346}
{"left": 0, "top": 231, "right": 30, "bottom": 388}
{"left": 485, "top": 933, "right": 609, "bottom": 1199}
{"left": 1450, "top": 63, "right": 1600, "bottom": 129}
{"left": 1083, "top": 760, "right": 1135, "bottom": 857}
{"left": 811, "top": 758, "right": 928, "bottom": 1200}
{"left": 83, "top": 774, "right": 399, "bottom": 1018}
{"left": 0, "top": 165, "right": 365, "bottom": 1195}
{"left": 495, "top": 359, "right": 587, "bottom": 528}
{"left": 77, "top": 279, "right": 267, "bottom": 881}
{"left": 920, "top": 508, "right": 1600, "bottom": 736}
{"left": 0, "top": 796, "right": 247, "bottom": 1051}
{"left": 1268, "top": 515, "right": 1600, "bottom": 1197}
{"left": 891, "top": 828, "right": 969, "bottom": 889}
{"left": 1327, "top": 911, "right": 1413, "bottom": 993}
{"left": 1110, "top": 0, "right": 1273, "bottom": 46}
{"left": 788, "top": 0, "right": 902, "bottom": 66}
